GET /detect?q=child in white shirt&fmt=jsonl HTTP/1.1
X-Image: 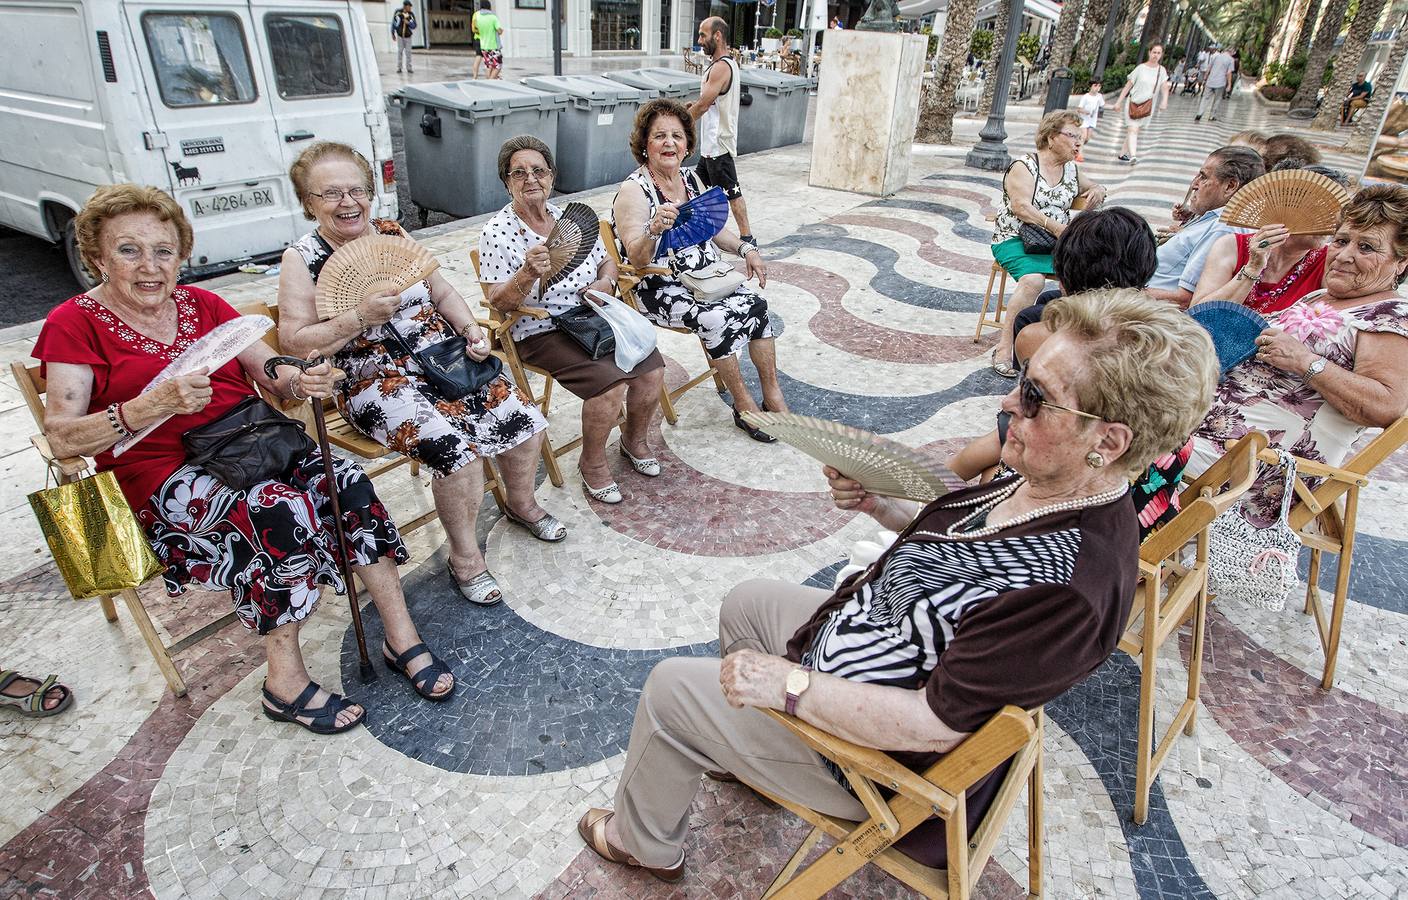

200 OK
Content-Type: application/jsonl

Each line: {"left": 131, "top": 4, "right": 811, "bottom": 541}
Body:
{"left": 1076, "top": 82, "right": 1105, "bottom": 160}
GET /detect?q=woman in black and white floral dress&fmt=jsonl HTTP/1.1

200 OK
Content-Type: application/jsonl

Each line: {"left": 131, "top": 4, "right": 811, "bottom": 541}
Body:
{"left": 277, "top": 141, "right": 561, "bottom": 608}
{"left": 611, "top": 98, "right": 788, "bottom": 443}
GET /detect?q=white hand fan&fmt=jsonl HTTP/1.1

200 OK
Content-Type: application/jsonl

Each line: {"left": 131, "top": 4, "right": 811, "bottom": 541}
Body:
{"left": 113, "top": 315, "right": 274, "bottom": 456}
{"left": 540, "top": 202, "right": 602, "bottom": 293}
{"left": 314, "top": 234, "right": 440, "bottom": 320}
{"left": 1220, "top": 169, "right": 1352, "bottom": 235}
{"left": 741, "top": 411, "right": 962, "bottom": 503}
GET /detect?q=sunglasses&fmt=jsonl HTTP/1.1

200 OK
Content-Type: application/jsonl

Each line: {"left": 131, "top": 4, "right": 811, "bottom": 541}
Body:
{"left": 1018, "top": 365, "right": 1106, "bottom": 422}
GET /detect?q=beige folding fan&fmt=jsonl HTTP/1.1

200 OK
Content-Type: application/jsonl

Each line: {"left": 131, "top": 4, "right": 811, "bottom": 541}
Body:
{"left": 1220, "top": 169, "right": 1352, "bottom": 235}
{"left": 314, "top": 234, "right": 441, "bottom": 320}
{"left": 741, "top": 411, "right": 963, "bottom": 503}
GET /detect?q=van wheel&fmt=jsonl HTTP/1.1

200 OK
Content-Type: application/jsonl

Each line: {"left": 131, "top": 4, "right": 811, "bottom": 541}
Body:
{"left": 62, "top": 218, "right": 99, "bottom": 291}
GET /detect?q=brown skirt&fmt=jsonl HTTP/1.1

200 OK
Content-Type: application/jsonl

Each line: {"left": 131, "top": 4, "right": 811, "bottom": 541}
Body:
{"left": 515, "top": 328, "right": 664, "bottom": 400}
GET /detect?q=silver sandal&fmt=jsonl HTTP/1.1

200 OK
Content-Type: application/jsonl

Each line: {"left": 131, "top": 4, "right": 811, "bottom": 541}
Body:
{"left": 449, "top": 565, "right": 503, "bottom": 606}
{"left": 619, "top": 445, "right": 662, "bottom": 477}
{"left": 502, "top": 508, "right": 568, "bottom": 542}
{"left": 990, "top": 347, "right": 1018, "bottom": 378}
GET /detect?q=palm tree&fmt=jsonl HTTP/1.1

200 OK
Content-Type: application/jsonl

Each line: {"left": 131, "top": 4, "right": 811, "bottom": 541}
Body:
{"left": 1290, "top": 0, "right": 1326, "bottom": 60}
{"left": 1313, "top": 0, "right": 1390, "bottom": 130}
{"left": 1265, "top": 0, "right": 1313, "bottom": 68}
{"left": 1347, "top": 11, "right": 1408, "bottom": 153}
{"left": 1290, "top": 0, "right": 1351, "bottom": 111}
{"left": 916, "top": 0, "right": 980, "bottom": 144}
{"left": 1048, "top": 0, "right": 1086, "bottom": 72}
{"left": 1072, "top": 0, "right": 1115, "bottom": 66}
{"left": 979, "top": 3, "right": 1010, "bottom": 115}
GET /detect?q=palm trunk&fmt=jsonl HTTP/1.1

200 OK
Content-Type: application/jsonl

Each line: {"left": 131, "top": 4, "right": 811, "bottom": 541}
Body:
{"left": 1290, "top": 0, "right": 1325, "bottom": 61}
{"left": 1290, "top": 0, "right": 1351, "bottom": 111}
{"left": 1347, "top": 12, "right": 1408, "bottom": 153}
{"left": 1311, "top": 0, "right": 1389, "bottom": 130}
{"left": 1116, "top": 0, "right": 1145, "bottom": 61}
{"left": 1072, "top": 0, "right": 1113, "bottom": 66}
{"left": 1266, "top": 0, "right": 1311, "bottom": 68}
{"left": 979, "top": 2, "right": 1010, "bottom": 115}
{"left": 916, "top": 0, "right": 980, "bottom": 144}
{"left": 1048, "top": 0, "right": 1085, "bottom": 71}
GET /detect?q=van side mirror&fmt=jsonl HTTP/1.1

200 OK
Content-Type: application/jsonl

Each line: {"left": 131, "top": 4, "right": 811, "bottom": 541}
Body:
{"left": 420, "top": 109, "right": 442, "bottom": 139}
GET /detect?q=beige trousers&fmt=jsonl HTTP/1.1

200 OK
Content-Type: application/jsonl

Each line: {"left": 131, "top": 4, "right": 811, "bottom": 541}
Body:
{"left": 612, "top": 578, "right": 866, "bottom": 867}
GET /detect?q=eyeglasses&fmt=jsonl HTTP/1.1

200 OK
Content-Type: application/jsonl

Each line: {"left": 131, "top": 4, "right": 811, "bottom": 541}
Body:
{"left": 310, "top": 187, "right": 370, "bottom": 202}
{"left": 1018, "top": 365, "right": 1106, "bottom": 422}
{"left": 508, "top": 166, "right": 552, "bottom": 183}
{"left": 1059, "top": 130, "right": 1083, "bottom": 142}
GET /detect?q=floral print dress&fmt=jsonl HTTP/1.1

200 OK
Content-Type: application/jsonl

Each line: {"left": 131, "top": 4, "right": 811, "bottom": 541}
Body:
{"left": 290, "top": 221, "right": 546, "bottom": 477}
{"left": 1191, "top": 291, "right": 1408, "bottom": 525}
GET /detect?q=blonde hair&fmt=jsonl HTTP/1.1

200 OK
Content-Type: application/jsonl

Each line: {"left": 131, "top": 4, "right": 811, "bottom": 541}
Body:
{"left": 74, "top": 184, "right": 193, "bottom": 279}
{"left": 1227, "top": 130, "right": 1268, "bottom": 154}
{"left": 1042, "top": 289, "right": 1218, "bottom": 477}
{"left": 1035, "top": 110, "right": 1082, "bottom": 150}
{"left": 288, "top": 141, "right": 374, "bottom": 220}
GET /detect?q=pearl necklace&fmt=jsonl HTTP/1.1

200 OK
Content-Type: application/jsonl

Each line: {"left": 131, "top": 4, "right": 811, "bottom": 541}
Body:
{"left": 938, "top": 477, "right": 1129, "bottom": 540}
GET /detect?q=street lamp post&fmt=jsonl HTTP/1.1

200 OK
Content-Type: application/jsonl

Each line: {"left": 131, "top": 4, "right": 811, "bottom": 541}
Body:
{"left": 1093, "top": 0, "right": 1123, "bottom": 82}
{"left": 965, "top": 0, "right": 1026, "bottom": 170}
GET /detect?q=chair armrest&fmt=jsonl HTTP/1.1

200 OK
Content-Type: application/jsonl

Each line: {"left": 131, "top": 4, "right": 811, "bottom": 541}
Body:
{"left": 1256, "top": 448, "right": 1368, "bottom": 486}
{"left": 30, "top": 435, "right": 89, "bottom": 480}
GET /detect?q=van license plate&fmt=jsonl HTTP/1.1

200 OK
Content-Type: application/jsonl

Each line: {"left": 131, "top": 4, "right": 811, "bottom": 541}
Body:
{"left": 189, "top": 188, "right": 275, "bottom": 218}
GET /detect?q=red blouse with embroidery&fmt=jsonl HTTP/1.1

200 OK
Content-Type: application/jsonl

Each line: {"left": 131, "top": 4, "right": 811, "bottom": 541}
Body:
{"left": 1233, "top": 234, "right": 1327, "bottom": 314}
{"left": 33, "top": 286, "right": 255, "bottom": 509}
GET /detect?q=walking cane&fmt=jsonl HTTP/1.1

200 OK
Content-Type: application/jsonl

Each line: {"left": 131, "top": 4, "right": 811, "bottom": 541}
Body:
{"left": 265, "top": 355, "right": 376, "bottom": 683}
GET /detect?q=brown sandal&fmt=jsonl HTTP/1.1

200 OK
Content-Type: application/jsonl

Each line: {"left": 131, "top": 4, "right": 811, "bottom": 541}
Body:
{"left": 576, "top": 808, "right": 685, "bottom": 883}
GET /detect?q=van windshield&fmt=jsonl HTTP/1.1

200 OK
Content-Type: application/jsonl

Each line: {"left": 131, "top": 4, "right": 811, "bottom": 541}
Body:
{"left": 143, "top": 12, "right": 257, "bottom": 107}
{"left": 265, "top": 14, "right": 353, "bottom": 99}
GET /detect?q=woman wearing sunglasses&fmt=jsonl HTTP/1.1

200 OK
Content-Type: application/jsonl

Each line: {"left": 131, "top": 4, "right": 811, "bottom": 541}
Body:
{"left": 575, "top": 290, "right": 1218, "bottom": 881}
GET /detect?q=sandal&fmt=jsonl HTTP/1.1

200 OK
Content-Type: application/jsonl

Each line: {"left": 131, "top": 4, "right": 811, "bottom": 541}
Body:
{"left": 582, "top": 476, "right": 623, "bottom": 504}
{"left": 577, "top": 808, "right": 685, "bottom": 883}
{"left": 990, "top": 347, "right": 1018, "bottom": 378}
{"left": 733, "top": 408, "right": 777, "bottom": 443}
{"left": 502, "top": 508, "right": 568, "bottom": 542}
{"left": 382, "top": 641, "right": 455, "bottom": 702}
{"left": 261, "top": 681, "right": 365, "bottom": 735}
{"left": 0, "top": 671, "right": 73, "bottom": 718}
{"left": 619, "top": 445, "right": 662, "bottom": 477}
{"left": 449, "top": 565, "right": 503, "bottom": 606}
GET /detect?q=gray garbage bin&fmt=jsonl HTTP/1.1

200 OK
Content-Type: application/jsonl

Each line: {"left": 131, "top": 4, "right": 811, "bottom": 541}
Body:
{"left": 736, "top": 69, "right": 811, "bottom": 155}
{"left": 521, "top": 75, "right": 654, "bottom": 193}
{"left": 393, "top": 81, "right": 567, "bottom": 222}
{"left": 602, "top": 67, "right": 700, "bottom": 101}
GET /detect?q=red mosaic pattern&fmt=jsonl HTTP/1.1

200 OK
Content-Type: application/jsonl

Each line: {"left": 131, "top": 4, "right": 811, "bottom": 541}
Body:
{"left": 828, "top": 214, "right": 995, "bottom": 276}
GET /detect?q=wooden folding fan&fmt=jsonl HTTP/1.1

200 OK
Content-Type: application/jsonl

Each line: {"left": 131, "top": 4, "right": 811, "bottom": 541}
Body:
{"left": 741, "top": 412, "right": 962, "bottom": 503}
{"left": 314, "top": 234, "right": 440, "bottom": 320}
{"left": 540, "top": 202, "right": 602, "bottom": 293}
{"left": 1220, "top": 169, "right": 1352, "bottom": 235}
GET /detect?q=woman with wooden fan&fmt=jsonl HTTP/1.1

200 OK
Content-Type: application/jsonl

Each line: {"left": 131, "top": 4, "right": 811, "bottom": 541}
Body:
{"left": 277, "top": 141, "right": 562, "bottom": 609}
{"left": 611, "top": 98, "right": 788, "bottom": 443}
{"left": 480, "top": 135, "right": 667, "bottom": 504}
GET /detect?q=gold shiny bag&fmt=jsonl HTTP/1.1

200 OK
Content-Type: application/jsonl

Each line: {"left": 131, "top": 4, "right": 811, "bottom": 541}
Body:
{"left": 28, "top": 470, "right": 163, "bottom": 600}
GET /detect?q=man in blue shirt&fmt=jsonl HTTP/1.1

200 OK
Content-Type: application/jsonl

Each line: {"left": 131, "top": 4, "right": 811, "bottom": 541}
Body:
{"left": 1147, "top": 146, "right": 1264, "bottom": 307}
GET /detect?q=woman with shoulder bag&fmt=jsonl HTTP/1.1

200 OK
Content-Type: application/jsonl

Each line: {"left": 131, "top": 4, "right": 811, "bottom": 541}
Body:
{"left": 610, "top": 99, "right": 788, "bottom": 444}
{"left": 1115, "top": 43, "right": 1171, "bottom": 164}
{"left": 35, "top": 184, "right": 453, "bottom": 732}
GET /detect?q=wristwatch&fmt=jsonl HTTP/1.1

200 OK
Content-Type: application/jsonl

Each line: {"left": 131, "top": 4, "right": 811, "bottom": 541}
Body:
{"left": 784, "top": 665, "right": 812, "bottom": 715}
{"left": 1302, "top": 356, "right": 1327, "bottom": 381}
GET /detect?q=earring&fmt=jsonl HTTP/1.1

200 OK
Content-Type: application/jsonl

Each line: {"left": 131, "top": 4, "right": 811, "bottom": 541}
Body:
{"left": 100, "top": 271, "right": 109, "bottom": 284}
{"left": 1085, "top": 451, "right": 1105, "bottom": 469}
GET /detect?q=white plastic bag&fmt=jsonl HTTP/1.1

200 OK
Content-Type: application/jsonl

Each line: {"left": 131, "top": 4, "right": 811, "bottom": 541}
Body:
{"left": 585, "top": 290, "right": 658, "bottom": 373}
{"left": 834, "top": 529, "right": 900, "bottom": 590}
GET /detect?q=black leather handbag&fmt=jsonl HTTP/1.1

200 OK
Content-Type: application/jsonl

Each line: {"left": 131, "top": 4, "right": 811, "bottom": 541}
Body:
{"left": 182, "top": 396, "right": 317, "bottom": 490}
{"left": 1018, "top": 222, "right": 1058, "bottom": 254}
{"left": 553, "top": 304, "right": 616, "bottom": 360}
{"left": 383, "top": 327, "right": 502, "bottom": 400}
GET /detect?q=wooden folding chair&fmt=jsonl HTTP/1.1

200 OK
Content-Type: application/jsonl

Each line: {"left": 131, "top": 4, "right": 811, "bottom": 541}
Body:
{"left": 739, "top": 705, "right": 1044, "bottom": 899}
{"left": 973, "top": 195, "right": 1088, "bottom": 344}
{"left": 1257, "top": 415, "right": 1408, "bottom": 690}
{"left": 1121, "top": 431, "right": 1267, "bottom": 824}
{"left": 598, "top": 219, "right": 727, "bottom": 425}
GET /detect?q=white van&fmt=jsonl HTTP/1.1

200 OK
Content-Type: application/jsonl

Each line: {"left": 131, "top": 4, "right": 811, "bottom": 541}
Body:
{"left": 0, "top": 0, "right": 398, "bottom": 287}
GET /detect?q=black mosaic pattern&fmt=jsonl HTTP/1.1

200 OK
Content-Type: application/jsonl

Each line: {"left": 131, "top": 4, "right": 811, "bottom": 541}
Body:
{"left": 765, "top": 229, "right": 983, "bottom": 311}
{"left": 1297, "top": 531, "right": 1408, "bottom": 615}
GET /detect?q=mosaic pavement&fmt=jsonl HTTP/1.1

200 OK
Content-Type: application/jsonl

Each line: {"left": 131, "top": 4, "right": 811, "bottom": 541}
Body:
{"left": 2, "top": 89, "right": 1406, "bottom": 900}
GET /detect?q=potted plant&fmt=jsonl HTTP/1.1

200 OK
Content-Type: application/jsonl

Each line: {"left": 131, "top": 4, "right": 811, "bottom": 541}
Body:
{"left": 762, "top": 26, "right": 783, "bottom": 52}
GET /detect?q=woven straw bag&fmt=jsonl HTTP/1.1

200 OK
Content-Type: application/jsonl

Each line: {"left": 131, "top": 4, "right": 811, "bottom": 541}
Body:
{"left": 1207, "top": 450, "right": 1302, "bottom": 611}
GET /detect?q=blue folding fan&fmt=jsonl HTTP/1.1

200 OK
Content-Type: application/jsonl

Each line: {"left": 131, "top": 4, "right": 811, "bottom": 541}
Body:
{"left": 658, "top": 187, "right": 730, "bottom": 254}
{"left": 1189, "top": 301, "right": 1268, "bottom": 374}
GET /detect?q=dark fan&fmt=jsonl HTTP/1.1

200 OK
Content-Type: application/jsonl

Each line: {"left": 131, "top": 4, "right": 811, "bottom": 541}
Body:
{"left": 1189, "top": 301, "right": 1269, "bottom": 374}
{"left": 541, "top": 202, "right": 602, "bottom": 292}
{"left": 658, "top": 187, "right": 730, "bottom": 255}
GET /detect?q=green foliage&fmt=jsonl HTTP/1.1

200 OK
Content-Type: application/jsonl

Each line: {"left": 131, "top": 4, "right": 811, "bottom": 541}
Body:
{"left": 1016, "top": 32, "right": 1041, "bottom": 63}
{"left": 765, "top": 27, "right": 783, "bottom": 39}
{"left": 921, "top": 25, "right": 940, "bottom": 57}
{"left": 969, "top": 28, "right": 995, "bottom": 60}
{"left": 1101, "top": 63, "right": 1134, "bottom": 91}
{"left": 1165, "top": 46, "right": 1186, "bottom": 63}
{"left": 786, "top": 27, "right": 803, "bottom": 37}
{"left": 1070, "top": 64, "right": 1093, "bottom": 88}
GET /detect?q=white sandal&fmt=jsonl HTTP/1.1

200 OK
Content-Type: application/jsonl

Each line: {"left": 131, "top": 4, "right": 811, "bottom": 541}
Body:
{"left": 619, "top": 445, "right": 662, "bottom": 477}
{"left": 449, "top": 565, "right": 503, "bottom": 606}
{"left": 582, "top": 477, "right": 623, "bottom": 504}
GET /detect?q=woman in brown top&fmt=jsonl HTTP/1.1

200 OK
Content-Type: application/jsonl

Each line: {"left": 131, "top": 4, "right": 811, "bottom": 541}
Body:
{"left": 575, "top": 289, "right": 1220, "bottom": 881}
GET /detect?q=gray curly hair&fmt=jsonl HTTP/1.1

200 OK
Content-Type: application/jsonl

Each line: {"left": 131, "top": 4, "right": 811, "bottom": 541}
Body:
{"left": 497, "top": 135, "right": 555, "bottom": 186}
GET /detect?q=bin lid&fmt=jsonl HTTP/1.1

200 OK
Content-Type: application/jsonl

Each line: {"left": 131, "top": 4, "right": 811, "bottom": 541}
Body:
{"left": 521, "top": 74, "right": 654, "bottom": 104}
{"left": 394, "top": 80, "right": 568, "bottom": 114}
{"left": 602, "top": 67, "right": 701, "bottom": 95}
{"left": 738, "top": 69, "right": 811, "bottom": 91}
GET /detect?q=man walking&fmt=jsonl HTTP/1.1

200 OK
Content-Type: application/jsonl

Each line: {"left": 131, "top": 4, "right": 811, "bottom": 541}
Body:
{"left": 1196, "top": 44, "right": 1235, "bottom": 121}
{"left": 687, "top": 18, "right": 756, "bottom": 250}
{"left": 476, "top": 0, "right": 505, "bottom": 79}
{"left": 391, "top": 0, "right": 416, "bottom": 75}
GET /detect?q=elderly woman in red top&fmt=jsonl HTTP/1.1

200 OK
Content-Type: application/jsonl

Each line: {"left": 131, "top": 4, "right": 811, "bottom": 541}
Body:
{"left": 35, "top": 184, "right": 454, "bottom": 735}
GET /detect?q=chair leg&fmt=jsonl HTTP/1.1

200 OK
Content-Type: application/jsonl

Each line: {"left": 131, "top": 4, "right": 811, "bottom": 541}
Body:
{"left": 1185, "top": 584, "right": 1209, "bottom": 736}
{"left": 1132, "top": 600, "right": 1158, "bottom": 825}
{"left": 99, "top": 594, "right": 119, "bottom": 623}
{"left": 1322, "top": 489, "right": 1357, "bottom": 690}
{"left": 482, "top": 458, "right": 509, "bottom": 513}
{"left": 1304, "top": 547, "right": 1322, "bottom": 615}
{"left": 702, "top": 341, "right": 726, "bottom": 393}
{"left": 947, "top": 796, "right": 970, "bottom": 900}
{"left": 658, "top": 378, "right": 680, "bottom": 426}
{"left": 1028, "top": 711, "right": 1044, "bottom": 897}
{"left": 974, "top": 264, "right": 1000, "bottom": 343}
{"left": 995, "top": 270, "right": 1008, "bottom": 325}
{"left": 538, "top": 432, "right": 565, "bottom": 487}
{"left": 118, "top": 587, "right": 187, "bottom": 697}
{"left": 761, "top": 825, "right": 824, "bottom": 899}
{"left": 541, "top": 375, "right": 555, "bottom": 415}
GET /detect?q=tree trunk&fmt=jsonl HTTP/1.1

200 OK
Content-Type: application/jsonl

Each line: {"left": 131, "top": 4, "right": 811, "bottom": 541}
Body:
{"left": 1347, "top": 12, "right": 1408, "bottom": 153}
{"left": 916, "top": 0, "right": 980, "bottom": 144}
{"left": 1048, "top": 0, "right": 1085, "bottom": 72}
{"left": 1291, "top": 0, "right": 1351, "bottom": 111}
{"left": 1313, "top": 0, "right": 1390, "bottom": 130}
{"left": 1116, "top": 0, "right": 1145, "bottom": 61}
{"left": 1290, "top": 0, "right": 1325, "bottom": 61}
{"left": 1267, "top": 0, "right": 1311, "bottom": 68}
{"left": 1072, "top": 0, "right": 1113, "bottom": 66}
{"left": 979, "top": 2, "right": 1010, "bottom": 115}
